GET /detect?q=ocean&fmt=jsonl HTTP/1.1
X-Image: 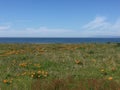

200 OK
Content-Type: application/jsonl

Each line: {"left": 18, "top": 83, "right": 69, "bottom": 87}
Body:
{"left": 0, "top": 38, "right": 120, "bottom": 43}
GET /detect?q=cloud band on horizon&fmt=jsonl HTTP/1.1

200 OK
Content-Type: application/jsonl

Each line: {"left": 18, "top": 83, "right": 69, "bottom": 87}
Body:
{"left": 0, "top": 16, "right": 120, "bottom": 37}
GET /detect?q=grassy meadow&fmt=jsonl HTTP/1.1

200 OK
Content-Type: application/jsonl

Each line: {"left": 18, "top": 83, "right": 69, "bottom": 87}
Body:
{"left": 0, "top": 43, "right": 120, "bottom": 90}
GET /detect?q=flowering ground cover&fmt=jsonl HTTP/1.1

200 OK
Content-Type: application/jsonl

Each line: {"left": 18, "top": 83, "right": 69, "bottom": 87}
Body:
{"left": 0, "top": 43, "right": 120, "bottom": 90}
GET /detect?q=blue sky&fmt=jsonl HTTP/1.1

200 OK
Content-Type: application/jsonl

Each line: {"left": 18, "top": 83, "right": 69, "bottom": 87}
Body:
{"left": 0, "top": 0, "right": 120, "bottom": 37}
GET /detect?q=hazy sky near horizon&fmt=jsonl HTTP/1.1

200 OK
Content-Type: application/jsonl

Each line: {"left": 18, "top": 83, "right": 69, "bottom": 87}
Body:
{"left": 0, "top": 0, "right": 120, "bottom": 37}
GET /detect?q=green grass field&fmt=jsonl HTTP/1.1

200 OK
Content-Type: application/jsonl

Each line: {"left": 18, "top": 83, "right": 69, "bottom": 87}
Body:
{"left": 0, "top": 43, "right": 120, "bottom": 90}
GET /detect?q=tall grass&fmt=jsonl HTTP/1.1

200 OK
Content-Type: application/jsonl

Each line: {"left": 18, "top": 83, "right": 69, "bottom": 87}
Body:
{"left": 0, "top": 43, "right": 120, "bottom": 90}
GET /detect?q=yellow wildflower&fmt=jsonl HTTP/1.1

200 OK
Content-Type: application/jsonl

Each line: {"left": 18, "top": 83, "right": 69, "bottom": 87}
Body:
{"left": 108, "top": 77, "right": 113, "bottom": 80}
{"left": 101, "top": 69, "right": 104, "bottom": 72}
{"left": 3, "top": 80, "right": 8, "bottom": 83}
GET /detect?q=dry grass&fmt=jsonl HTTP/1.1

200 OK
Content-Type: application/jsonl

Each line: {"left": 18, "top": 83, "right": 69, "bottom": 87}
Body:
{"left": 31, "top": 77, "right": 120, "bottom": 90}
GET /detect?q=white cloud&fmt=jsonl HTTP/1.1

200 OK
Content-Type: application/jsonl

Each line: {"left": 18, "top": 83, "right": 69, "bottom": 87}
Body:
{"left": 81, "top": 16, "right": 120, "bottom": 37}
{"left": 82, "top": 16, "right": 108, "bottom": 30}
{"left": 0, "top": 17, "right": 120, "bottom": 37}
{"left": 0, "top": 27, "right": 76, "bottom": 37}
{"left": 0, "top": 25, "right": 10, "bottom": 30}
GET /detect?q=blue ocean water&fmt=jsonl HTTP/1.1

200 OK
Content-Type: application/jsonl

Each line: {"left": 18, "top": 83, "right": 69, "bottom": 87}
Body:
{"left": 0, "top": 38, "right": 120, "bottom": 43}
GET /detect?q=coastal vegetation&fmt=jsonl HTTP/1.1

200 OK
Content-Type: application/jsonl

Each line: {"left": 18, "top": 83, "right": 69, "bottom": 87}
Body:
{"left": 0, "top": 43, "right": 120, "bottom": 90}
